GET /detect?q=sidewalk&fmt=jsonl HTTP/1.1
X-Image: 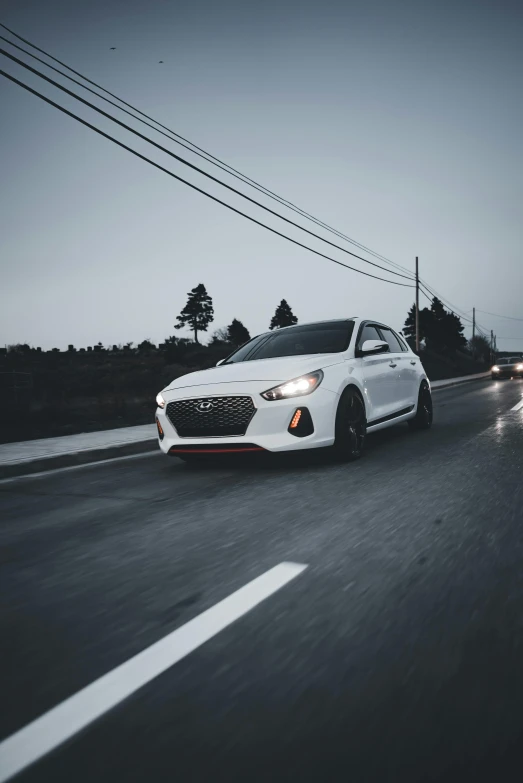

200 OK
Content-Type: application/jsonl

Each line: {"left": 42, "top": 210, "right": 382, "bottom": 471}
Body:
{"left": 0, "top": 424, "right": 158, "bottom": 480}
{"left": 0, "top": 371, "right": 491, "bottom": 480}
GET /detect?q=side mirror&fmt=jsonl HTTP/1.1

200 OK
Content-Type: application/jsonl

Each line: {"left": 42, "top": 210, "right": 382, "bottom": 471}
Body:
{"left": 360, "top": 340, "right": 389, "bottom": 356}
{"left": 216, "top": 359, "right": 225, "bottom": 367}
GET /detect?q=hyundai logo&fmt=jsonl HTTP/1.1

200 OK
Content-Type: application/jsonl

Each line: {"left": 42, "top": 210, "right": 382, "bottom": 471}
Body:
{"left": 196, "top": 401, "right": 214, "bottom": 413}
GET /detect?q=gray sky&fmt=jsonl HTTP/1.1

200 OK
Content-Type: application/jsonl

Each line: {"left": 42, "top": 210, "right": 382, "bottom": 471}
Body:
{"left": 1, "top": 0, "right": 522, "bottom": 351}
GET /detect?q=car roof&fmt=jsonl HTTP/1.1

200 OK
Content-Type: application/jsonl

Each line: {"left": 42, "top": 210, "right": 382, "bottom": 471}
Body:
{"left": 276, "top": 318, "right": 357, "bottom": 331}
{"left": 254, "top": 318, "right": 358, "bottom": 338}
{"left": 256, "top": 317, "right": 408, "bottom": 339}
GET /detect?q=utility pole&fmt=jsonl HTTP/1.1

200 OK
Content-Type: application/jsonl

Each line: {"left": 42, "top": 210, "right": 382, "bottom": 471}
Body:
{"left": 471, "top": 306, "right": 476, "bottom": 359}
{"left": 415, "top": 256, "right": 420, "bottom": 353}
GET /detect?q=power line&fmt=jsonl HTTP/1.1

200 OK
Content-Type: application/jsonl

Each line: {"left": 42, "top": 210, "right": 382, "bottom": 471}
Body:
{"left": 0, "top": 23, "right": 416, "bottom": 281}
{"left": 2, "top": 24, "right": 510, "bottom": 324}
{"left": 1, "top": 46, "right": 415, "bottom": 284}
{"left": 1, "top": 68, "right": 415, "bottom": 289}
{"left": 475, "top": 309, "right": 523, "bottom": 323}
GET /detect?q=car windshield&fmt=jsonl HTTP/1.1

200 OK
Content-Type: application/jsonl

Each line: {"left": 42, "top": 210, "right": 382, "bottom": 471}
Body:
{"left": 223, "top": 320, "right": 355, "bottom": 363}
{"left": 497, "top": 358, "right": 521, "bottom": 365}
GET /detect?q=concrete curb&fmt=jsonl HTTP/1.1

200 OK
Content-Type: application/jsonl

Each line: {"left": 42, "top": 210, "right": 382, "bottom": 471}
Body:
{"left": 0, "top": 438, "right": 158, "bottom": 480}
{"left": 430, "top": 372, "right": 491, "bottom": 390}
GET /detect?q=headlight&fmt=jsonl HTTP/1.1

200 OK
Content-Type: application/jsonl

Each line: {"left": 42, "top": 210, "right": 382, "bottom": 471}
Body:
{"left": 517, "top": 364, "right": 523, "bottom": 371}
{"left": 156, "top": 392, "right": 166, "bottom": 408}
{"left": 492, "top": 366, "right": 500, "bottom": 372}
{"left": 261, "top": 370, "right": 323, "bottom": 401}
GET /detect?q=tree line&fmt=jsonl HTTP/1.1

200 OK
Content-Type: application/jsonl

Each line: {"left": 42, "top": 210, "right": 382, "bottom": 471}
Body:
{"left": 4, "top": 284, "right": 495, "bottom": 364}
{"left": 402, "top": 295, "right": 492, "bottom": 362}
{"left": 174, "top": 283, "right": 298, "bottom": 344}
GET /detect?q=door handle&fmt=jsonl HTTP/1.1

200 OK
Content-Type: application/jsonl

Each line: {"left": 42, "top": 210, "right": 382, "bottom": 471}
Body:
{"left": 389, "top": 362, "right": 397, "bottom": 368}
{"left": 410, "top": 360, "right": 416, "bottom": 365}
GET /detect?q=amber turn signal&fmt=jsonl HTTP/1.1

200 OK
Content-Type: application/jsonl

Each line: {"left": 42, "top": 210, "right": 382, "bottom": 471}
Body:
{"left": 289, "top": 409, "right": 302, "bottom": 429}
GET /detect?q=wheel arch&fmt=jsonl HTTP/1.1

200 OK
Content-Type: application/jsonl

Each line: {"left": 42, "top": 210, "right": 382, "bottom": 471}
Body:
{"left": 337, "top": 382, "right": 367, "bottom": 420}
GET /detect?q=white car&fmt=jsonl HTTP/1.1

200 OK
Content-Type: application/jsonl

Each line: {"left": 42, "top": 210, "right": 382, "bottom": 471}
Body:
{"left": 155, "top": 318, "right": 432, "bottom": 462}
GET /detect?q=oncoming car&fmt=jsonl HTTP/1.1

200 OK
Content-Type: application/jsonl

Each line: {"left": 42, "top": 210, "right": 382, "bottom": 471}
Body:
{"left": 491, "top": 357, "right": 523, "bottom": 380}
{"left": 155, "top": 318, "right": 432, "bottom": 463}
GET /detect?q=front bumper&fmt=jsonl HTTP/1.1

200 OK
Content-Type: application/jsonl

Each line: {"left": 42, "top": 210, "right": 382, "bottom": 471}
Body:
{"left": 156, "top": 385, "right": 338, "bottom": 454}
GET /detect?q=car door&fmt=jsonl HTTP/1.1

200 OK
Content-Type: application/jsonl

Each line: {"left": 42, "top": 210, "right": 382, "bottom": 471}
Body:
{"left": 395, "top": 330, "right": 421, "bottom": 404}
{"left": 356, "top": 323, "right": 398, "bottom": 422}
{"left": 378, "top": 326, "right": 417, "bottom": 410}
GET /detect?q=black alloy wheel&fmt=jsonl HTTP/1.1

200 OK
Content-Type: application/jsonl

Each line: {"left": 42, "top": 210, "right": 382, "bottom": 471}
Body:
{"left": 333, "top": 387, "right": 367, "bottom": 462}
{"left": 408, "top": 381, "right": 433, "bottom": 430}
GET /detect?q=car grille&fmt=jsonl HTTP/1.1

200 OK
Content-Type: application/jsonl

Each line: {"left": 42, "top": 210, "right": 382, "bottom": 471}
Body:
{"left": 166, "top": 396, "right": 256, "bottom": 437}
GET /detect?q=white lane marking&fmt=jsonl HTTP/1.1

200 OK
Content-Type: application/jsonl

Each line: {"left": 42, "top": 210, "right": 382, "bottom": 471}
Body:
{"left": 0, "top": 562, "right": 307, "bottom": 782}
{"left": 0, "top": 450, "right": 161, "bottom": 485}
{"left": 511, "top": 399, "right": 523, "bottom": 411}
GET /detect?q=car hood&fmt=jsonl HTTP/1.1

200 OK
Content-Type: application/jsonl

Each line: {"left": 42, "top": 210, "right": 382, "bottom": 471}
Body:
{"left": 165, "top": 353, "right": 345, "bottom": 391}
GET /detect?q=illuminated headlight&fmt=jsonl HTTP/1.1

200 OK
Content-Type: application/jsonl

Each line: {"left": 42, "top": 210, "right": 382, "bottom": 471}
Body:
{"left": 261, "top": 370, "right": 323, "bottom": 401}
{"left": 156, "top": 392, "right": 166, "bottom": 408}
{"left": 492, "top": 366, "right": 500, "bottom": 372}
{"left": 517, "top": 364, "right": 523, "bottom": 371}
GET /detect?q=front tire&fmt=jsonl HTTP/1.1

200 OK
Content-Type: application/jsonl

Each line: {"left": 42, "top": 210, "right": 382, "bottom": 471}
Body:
{"left": 332, "top": 387, "right": 366, "bottom": 462}
{"left": 408, "top": 382, "right": 433, "bottom": 430}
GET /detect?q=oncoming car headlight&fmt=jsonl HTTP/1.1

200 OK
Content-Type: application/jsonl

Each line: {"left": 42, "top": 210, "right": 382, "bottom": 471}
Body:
{"left": 261, "top": 371, "right": 324, "bottom": 401}
{"left": 156, "top": 392, "right": 166, "bottom": 408}
{"left": 492, "top": 366, "right": 500, "bottom": 372}
{"left": 517, "top": 364, "right": 523, "bottom": 371}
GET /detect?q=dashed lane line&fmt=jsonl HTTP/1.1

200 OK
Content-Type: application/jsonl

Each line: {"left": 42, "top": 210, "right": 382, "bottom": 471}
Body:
{"left": 0, "top": 561, "right": 307, "bottom": 782}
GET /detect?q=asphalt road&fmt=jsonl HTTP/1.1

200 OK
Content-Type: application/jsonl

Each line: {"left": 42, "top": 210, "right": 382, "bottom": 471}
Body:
{"left": 1, "top": 379, "right": 523, "bottom": 783}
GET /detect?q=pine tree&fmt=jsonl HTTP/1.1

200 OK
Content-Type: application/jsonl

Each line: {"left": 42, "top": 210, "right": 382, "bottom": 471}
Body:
{"left": 424, "top": 297, "right": 447, "bottom": 353}
{"left": 175, "top": 284, "right": 214, "bottom": 344}
{"left": 403, "top": 303, "right": 432, "bottom": 347}
{"left": 443, "top": 311, "right": 467, "bottom": 353}
{"left": 269, "top": 299, "right": 298, "bottom": 330}
{"left": 227, "top": 319, "right": 251, "bottom": 346}
{"left": 403, "top": 304, "right": 417, "bottom": 341}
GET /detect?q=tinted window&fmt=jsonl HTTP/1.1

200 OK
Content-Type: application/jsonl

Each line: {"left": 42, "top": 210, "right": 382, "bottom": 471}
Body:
{"left": 498, "top": 359, "right": 509, "bottom": 365}
{"left": 358, "top": 324, "right": 382, "bottom": 348}
{"left": 224, "top": 321, "right": 355, "bottom": 363}
{"left": 221, "top": 334, "right": 271, "bottom": 363}
{"left": 395, "top": 332, "right": 409, "bottom": 351}
{"left": 510, "top": 357, "right": 521, "bottom": 363}
{"left": 379, "top": 327, "right": 404, "bottom": 353}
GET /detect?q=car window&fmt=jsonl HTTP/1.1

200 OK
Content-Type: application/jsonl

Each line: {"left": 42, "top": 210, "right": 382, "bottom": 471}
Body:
{"left": 378, "top": 327, "right": 404, "bottom": 353}
{"left": 393, "top": 330, "right": 409, "bottom": 352}
{"left": 510, "top": 357, "right": 521, "bottom": 363}
{"left": 358, "top": 324, "right": 382, "bottom": 349}
{"left": 223, "top": 321, "right": 355, "bottom": 363}
{"left": 498, "top": 359, "right": 509, "bottom": 365}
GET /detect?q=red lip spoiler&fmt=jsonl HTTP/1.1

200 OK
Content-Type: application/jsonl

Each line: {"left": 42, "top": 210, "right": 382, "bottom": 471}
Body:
{"left": 169, "top": 445, "right": 265, "bottom": 455}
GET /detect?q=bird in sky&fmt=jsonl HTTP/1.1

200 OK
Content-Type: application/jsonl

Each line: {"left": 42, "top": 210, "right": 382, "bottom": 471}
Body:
{"left": 158, "top": 60, "right": 164, "bottom": 63}
{"left": 110, "top": 47, "right": 116, "bottom": 50}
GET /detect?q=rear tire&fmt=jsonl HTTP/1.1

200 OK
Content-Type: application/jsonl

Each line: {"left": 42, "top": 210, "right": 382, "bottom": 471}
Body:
{"left": 332, "top": 387, "right": 366, "bottom": 462}
{"left": 408, "top": 382, "right": 433, "bottom": 430}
